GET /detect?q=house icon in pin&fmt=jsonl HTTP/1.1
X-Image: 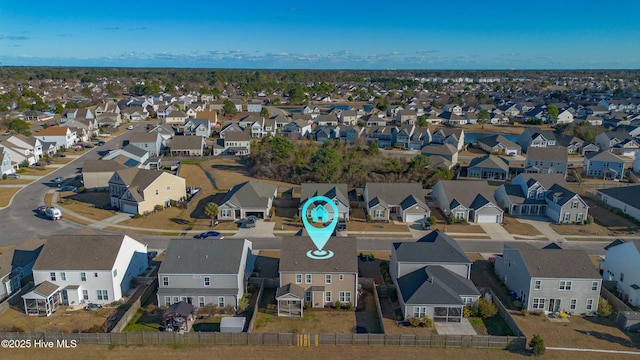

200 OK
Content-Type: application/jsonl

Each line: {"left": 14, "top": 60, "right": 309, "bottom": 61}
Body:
{"left": 310, "top": 206, "right": 329, "bottom": 223}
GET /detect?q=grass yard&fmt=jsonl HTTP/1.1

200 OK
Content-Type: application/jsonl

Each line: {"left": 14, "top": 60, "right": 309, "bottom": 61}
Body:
{"left": 348, "top": 208, "right": 413, "bottom": 233}
{"left": 56, "top": 191, "right": 115, "bottom": 221}
{"left": 513, "top": 313, "right": 640, "bottom": 351}
{"left": 123, "top": 307, "right": 163, "bottom": 332}
{"left": 468, "top": 316, "right": 514, "bottom": 336}
{"left": 17, "top": 166, "right": 57, "bottom": 176}
{"left": 0, "top": 187, "right": 21, "bottom": 207}
{"left": 585, "top": 197, "right": 640, "bottom": 234}
{"left": 119, "top": 207, "right": 195, "bottom": 231}
{"left": 502, "top": 216, "right": 543, "bottom": 236}
{"left": 200, "top": 158, "right": 299, "bottom": 192}
{"left": 0, "top": 178, "right": 33, "bottom": 185}
{"left": 550, "top": 222, "right": 609, "bottom": 236}
{"left": 254, "top": 310, "right": 357, "bottom": 334}
{"left": 0, "top": 306, "right": 113, "bottom": 333}
{"left": 432, "top": 223, "right": 486, "bottom": 234}
{"left": 178, "top": 163, "right": 216, "bottom": 194}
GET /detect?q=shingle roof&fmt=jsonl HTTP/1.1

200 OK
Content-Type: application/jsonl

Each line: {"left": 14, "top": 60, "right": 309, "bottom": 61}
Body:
{"left": 477, "top": 134, "right": 521, "bottom": 150}
{"left": 393, "top": 230, "right": 470, "bottom": 264}
{"left": 468, "top": 155, "right": 509, "bottom": 172}
{"left": 366, "top": 183, "right": 426, "bottom": 209}
{"left": 129, "top": 132, "right": 160, "bottom": 143}
{"left": 437, "top": 180, "right": 497, "bottom": 209}
{"left": 545, "top": 184, "right": 580, "bottom": 206}
{"left": 163, "top": 301, "right": 194, "bottom": 318}
{"left": 300, "top": 183, "right": 349, "bottom": 207}
{"left": 31, "top": 281, "right": 60, "bottom": 298}
{"left": 224, "top": 131, "right": 251, "bottom": 141}
{"left": 585, "top": 150, "right": 625, "bottom": 162}
{"left": 279, "top": 237, "right": 357, "bottom": 273}
{"left": 518, "top": 173, "right": 568, "bottom": 189}
{"left": 170, "top": 136, "right": 204, "bottom": 150}
{"left": 34, "top": 126, "right": 69, "bottom": 136}
{"left": 220, "top": 181, "right": 276, "bottom": 209}
{"left": 276, "top": 283, "right": 305, "bottom": 299}
{"left": 83, "top": 159, "right": 128, "bottom": 173}
{"left": 113, "top": 167, "right": 165, "bottom": 191}
{"left": 505, "top": 243, "right": 600, "bottom": 279}
{"left": 159, "top": 239, "right": 250, "bottom": 275}
{"left": 421, "top": 143, "right": 457, "bottom": 156}
{"left": 33, "top": 235, "right": 139, "bottom": 271}
{"left": 598, "top": 185, "right": 640, "bottom": 211}
{"left": 397, "top": 265, "right": 479, "bottom": 305}
{"left": 526, "top": 147, "right": 568, "bottom": 162}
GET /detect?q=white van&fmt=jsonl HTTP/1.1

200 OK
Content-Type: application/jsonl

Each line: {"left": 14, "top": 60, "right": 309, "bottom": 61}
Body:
{"left": 45, "top": 207, "right": 62, "bottom": 220}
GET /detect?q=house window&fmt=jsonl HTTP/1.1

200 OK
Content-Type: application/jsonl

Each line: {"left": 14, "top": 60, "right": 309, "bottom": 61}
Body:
{"left": 80, "top": 272, "right": 86, "bottom": 281}
{"left": 325, "top": 274, "right": 332, "bottom": 284}
{"left": 461, "top": 297, "right": 474, "bottom": 305}
{"left": 455, "top": 212, "right": 465, "bottom": 219}
{"left": 325, "top": 291, "right": 331, "bottom": 302}
{"left": 559, "top": 281, "right": 572, "bottom": 291}
{"left": 50, "top": 272, "right": 56, "bottom": 281}
{"left": 592, "top": 281, "right": 599, "bottom": 291}
{"left": 217, "top": 297, "right": 225, "bottom": 307}
{"left": 570, "top": 299, "right": 577, "bottom": 310}
{"left": 295, "top": 274, "right": 302, "bottom": 284}
{"left": 60, "top": 272, "right": 66, "bottom": 281}
{"left": 155, "top": 189, "right": 159, "bottom": 195}
{"left": 305, "top": 274, "right": 312, "bottom": 284}
{"left": 83, "top": 290, "right": 89, "bottom": 301}
{"left": 563, "top": 213, "right": 571, "bottom": 222}
{"left": 97, "top": 290, "right": 108, "bottom": 301}
{"left": 199, "top": 297, "right": 205, "bottom": 308}
{"left": 166, "top": 186, "right": 170, "bottom": 191}
{"left": 172, "top": 296, "right": 179, "bottom": 304}
{"left": 113, "top": 269, "right": 117, "bottom": 278}
{"left": 374, "top": 210, "right": 384, "bottom": 218}
{"left": 165, "top": 296, "right": 172, "bottom": 306}
{"left": 413, "top": 307, "right": 427, "bottom": 318}
{"left": 532, "top": 298, "right": 545, "bottom": 309}
{"left": 571, "top": 201, "right": 578, "bottom": 209}
{"left": 204, "top": 277, "right": 210, "bottom": 286}
{"left": 339, "top": 274, "right": 344, "bottom": 281}
{"left": 221, "top": 209, "right": 230, "bottom": 217}
{"left": 305, "top": 291, "right": 312, "bottom": 302}
{"left": 339, "top": 291, "right": 351, "bottom": 302}
{"left": 94, "top": 272, "right": 98, "bottom": 277}
{"left": 534, "top": 280, "right": 541, "bottom": 290}
{"left": 620, "top": 273, "right": 624, "bottom": 282}
{"left": 576, "top": 213, "right": 583, "bottom": 222}
{"left": 162, "top": 276, "right": 169, "bottom": 286}
{"left": 586, "top": 299, "right": 594, "bottom": 311}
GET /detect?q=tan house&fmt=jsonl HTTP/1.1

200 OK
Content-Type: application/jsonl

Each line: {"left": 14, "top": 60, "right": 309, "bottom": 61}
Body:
{"left": 82, "top": 160, "right": 128, "bottom": 190}
{"left": 169, "top": 136, "right": 205, "bottom": 156}
{"left": 276, "top": 237, "right": 358, "bottom": 317}
{"left": 109, "top": 168, "right": 186, "bottom": 214}
{"left": 165, "top": 111, "right": 188, "bottom": 126}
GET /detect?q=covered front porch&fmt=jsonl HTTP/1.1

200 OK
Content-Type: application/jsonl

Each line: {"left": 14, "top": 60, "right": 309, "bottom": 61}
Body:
{"left": 22, "top": 281, "right": 61, "bottom": 317}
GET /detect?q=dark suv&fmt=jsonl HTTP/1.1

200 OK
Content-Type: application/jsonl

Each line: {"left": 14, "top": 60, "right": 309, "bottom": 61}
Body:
{"left": 337, "top": 219, "right": 347, "bottom": 231}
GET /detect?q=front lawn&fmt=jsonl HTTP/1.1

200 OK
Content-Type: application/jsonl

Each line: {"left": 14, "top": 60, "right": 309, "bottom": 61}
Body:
{"left": 502, "top": 216, "right": 543, "bottom": 236}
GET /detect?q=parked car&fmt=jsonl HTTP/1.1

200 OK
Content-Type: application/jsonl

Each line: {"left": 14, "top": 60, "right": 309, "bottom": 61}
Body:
{"left": 36, "top": 205, "right": 48, "bottom": 214}
{"left": 44, "top": 207, "right": 62, "bottom": 220}
{"left": 7, "top": 173, "right": 20, "bottom": 179}
{"left": 337, "top": 219, "right": 347, "bottom": 231}
{"left": 127, "top": 125, "right": 134, "bottom": 130}
{"left": 52, "top": 176, "right": 64, "bottom": 183}
{"left": 194, "top": 231, "right": 221, "bottom": 239}
{"left": 244, "top": 218, "right": 256, "bottom": 228}
{"left": 58, "top": 185, "right": 78, "bottom": 192}
{"left": 421, "top": 220, "right": 431, "bottom": 230}
{"left": 247, "top": 215, "right": 258, "bottom": 222}
{"left": 97, "top": 141, "right": 105, "bottom": 146}
{"left": 84, "top": 144, "right": 94, "bottom": 149}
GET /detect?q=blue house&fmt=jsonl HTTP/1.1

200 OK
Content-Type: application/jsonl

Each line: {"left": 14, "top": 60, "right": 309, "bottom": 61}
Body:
{"left": 583, "top": 150, "right": 626, "bottom": 180}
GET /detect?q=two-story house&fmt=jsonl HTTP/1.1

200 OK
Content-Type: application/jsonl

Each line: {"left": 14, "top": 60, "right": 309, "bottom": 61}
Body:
{"left": 340, "top": 110, "right": 358, "bottom": 126}
{"left": 393, "top": 125, "right": 415, "bottom": 149}
{"left": 211, "top": 131, "right": 251, "bottom": 156}
{"left": 32, "top": 126, "right": 76, "bottom": 149}
{"left": 129, "top": 132, "right": 163, "bottom": 157}
{"left": 109, "top": 168, "right": 186, "bottom": 214}
{"left": 367, "top": 126, "right": 393, "bottom": 148}
{"left": 276, "top": 237, "right": 357, "bottom": 316}
{"left": 395, "top": 110, "right": 418, "bottom": 125}
{"left": 157, "top": 239, "right": 253, "bottom": 308}
{"left": 495, "top": 173, "right": 589, "bottom": 223}
{"left": 584, "top": 150, "right": 626, "bottom": 180}
{"left": 495, "top": 243, "right": 601, "bottom": 315}
{"left": 477, "top": 134, "right": 521, "bottom": 156}
{"left": 431, "top": 128, "right": 464, "bottom": 151}
{"left": 525, "top": 147, "right": 568, "bottom": 177}
{"left": 391, "top": 230, "right": 480, "bottom": 322}
{"left": 0, "top": 146, "right": 17, "bottom": 175}
{"left": 299, "top": 183, "right": 350, "bottom": 221}
{"left": 467, "top": 155, "right": 509, "bottom": 180}
{"left": 516, "top": 128, "right": 557, "bottom": 152}
{"left": 0, "top": 236, "right": 43, "bottom": 301}
{"left": 2, "top": 134, "right": 43, "bottom": 165}
{"left": 22, "top": 234, "right": 147, "bottom": 316}
{"left": 432, "top": 180, "right": 503, "bottom": 223}
{"left": 282, "top": 120, "right": 312, "bottom": 140}
{"left": 165, "top": 110, "right": 188, "bottom": 126}
{"left": 602, "top": 239, "right": 640, "bottom": 307}
{"left": 169, "top": 135, "right": 206, "bottom": 156}
{"left": 183, "top": 118, "right": 211, "bottom": 138}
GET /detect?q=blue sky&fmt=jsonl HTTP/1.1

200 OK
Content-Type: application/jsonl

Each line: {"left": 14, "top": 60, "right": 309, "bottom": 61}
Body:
{"left": 1, "top": 0, "right": 639, "bottom": 69}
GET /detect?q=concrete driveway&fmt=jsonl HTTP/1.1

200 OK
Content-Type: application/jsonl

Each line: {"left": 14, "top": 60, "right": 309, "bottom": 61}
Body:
{"left": 516, "top": 217, "right": 565, "bottom": 242}
{"left": 479, "top": 223, "right": 515, "bottom": 241}
{"left": 233, "top": 219, "right": 276, "bottom": 238}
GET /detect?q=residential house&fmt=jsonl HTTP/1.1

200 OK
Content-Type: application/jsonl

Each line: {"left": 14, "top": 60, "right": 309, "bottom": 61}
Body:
{"left": 367, "top": 126, "right": 393, "bottom": 148}
{"left": 23, "top": 110, "right": 52, "bottom": 122}
{"left": 409, "top": 127, "right": 431, "bottom": 150}
{"left": 516, "top": 128, "right": 557, "bottom": 152}
{"left": 316, "top": 114, "right": 339, "bottom": 127}
{"left": 276, "top": 237, "right": 357, "bottom": 316}
{"left": 393, "top": 125, "right": 415, "bottom": 149}
{"left": 340, "top": 110, "right": 358, "bottom": 126}
{"left": 494, "top": 243, "right": 601, "bottom": 315}
{"left": 395, "top": 110, "right": 417, "bottom": 125}
{"left": 96, "top": 113, "right": 122, "bottom": 128}
{"left": 22, "top": 234, "right": 147, "bottom": 316}
{"left": 32, "top": 126, "right": 76, "bottom": 149}
{"left": 584, "top": 151, "right": 626, "bottom": 180}
{"left": 3, "top": 134, "right": 43, "bottom": 163}
{"left": 169, "top": 136, "right": 205, "bottom": 156}
{"left": 82, "top": 160, "right": 128, "bottom": 190}
{"left": 61, "top": 118, "right": 99, "bottom": 139}
{"left": 157, "top": 239, "right": 254, "bottom": 308}
{"left": 468, "top": 155, "right": 509, "bottom": 180}
{"left": 165, "top": 111, "right": 188, "bottom": 126}
{"left": 312, "top": 126, "right": 339, "bottom": 143}
{"left": 247, "top": 100, "right": 263, "bottom": 113}
{"left": 61, "top": 108, "right": 94, "bottom": 123}
{"left": 597, "top": 185, "right": 640, "bottom": 223}
{"left": 102, "top": 144, "right": 153, "bottom": 169}
{"left": 149, "top": 124, "right": 176, "bottom": 145}
{"left": 129, "top": 132, "right": 163, "bottom": 157}
{"left": 282, "top": 120, "right": 312, "bottom": 140}
{"left": 339, "top": 126, "right": 364, "bottom": 144}
{"left": 183, "top": 118, "right": 211, "bottom": 138}
{"left": 0, "top": 236, "right": 43, "bottom": 301}
{"left": 217, "top": 181, "right": 277, "bottom": 220}
{"left": 581, "top": 143, "right": 600, "bottom": 156}
{"left": 212, "top": 131, "right": 251, "bottom": 156}
{"left": 495, "top": 173, "right": 588, "bottom": 223}
{"left": 109, "top": 167, "right": 186, "bottom": 214}
{"left": 299, "top": 183, "right": 350, "bottom": 221}
{"left": 121, "top": 107, "right": 149, "bottom": 121}
{"left": 432, "top": 180, "right": 503, "bottom": 223}
{"left": 555, "top": 134, "right": 584, "bottom": 154}
{"left": 438, "top": 111, "right": 468, "bottom": 126}
{"left": 421, "top": 144, "right": 459, "bottom": 166}
{"left": 525, "top": 147, "right": 568, "bottom": 177}
{"left": 443, "top": 104, "right": 463, "bottom": 115}
{"left": 477, "top": 134, "right": 521, "bottom": 156}
{"left": 391, "top": 230, "right": 480, "bottom": 321}
{"left": 595, "top": 130, "right": 633, "bottom": 152}
{"left": 0, "top": 147, "right": 18, "bottom": 175}
{"left": 611, "top": 139, "right": 640, "bottom": 157}
{"left": 363, "top": 182, "right": 430, "bottom": 223}
{"left": 556, "top": 109, "right": 575, "bottom": 124}
{"left": 431, "top": 128, "right": 465, "bottom": 151}
{"left": 601, "top": 239, "right": 640, "bottom": 306}
{"left": 219, "top": 122, "right": 243, "bottom": 138}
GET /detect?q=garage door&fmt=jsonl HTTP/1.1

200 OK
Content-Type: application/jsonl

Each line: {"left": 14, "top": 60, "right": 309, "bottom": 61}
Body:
{"left": 122, "top": 203, "right": 138, "bottom": 214}
{"left": 476, "top": 214, "right": 499, "bottom": 223}
{"left": 405, "top": 214, "right": 426, "bottom": 223}
{"left": 246, "top": 211, "right": 265, "bottom": 219}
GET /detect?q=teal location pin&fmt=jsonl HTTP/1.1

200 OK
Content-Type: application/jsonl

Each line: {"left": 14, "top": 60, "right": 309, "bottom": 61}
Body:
{"left": 301, "top": 195, "right": 338, "bottom": 260}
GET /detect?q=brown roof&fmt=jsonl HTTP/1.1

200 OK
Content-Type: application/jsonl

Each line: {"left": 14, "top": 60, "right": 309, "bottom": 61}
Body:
{"left": 113, "top": 167, "right": 165, "bottom": 190}
{"left": 129, "top": 132, "right": 160, "bottom": 143}
{"left": 35, "top": 126, "right": 70, "bottom": 136}
{"left": 437, "top": 180, "right": 495, "bottom": 208}
{"left": 279, "top": 237, "right": 357, "bottom": 273}
{"left": 506, "top": 243, "right": 600, "bottom": 279}
{"left": 170, "top": 136, "right": 204, "bottom": 150}
{"left": 32, "top": 281, "right": 60, "bottom": 297}
{"left": 83, "top": 159, "right": 128, "bottom": 173}
{"left": 33, "top": 235, "right": 135, "bottom": 271}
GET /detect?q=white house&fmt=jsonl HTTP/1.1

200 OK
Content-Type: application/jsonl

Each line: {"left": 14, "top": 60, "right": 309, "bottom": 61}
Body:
{"left": 32, "top": 126, "right": 76, "bottom": 149}
{"left": 602, "top": 239, "right": 640, "bottom": 306}
{"left": 23, "top": 234, "right": 148, "bottom": 316}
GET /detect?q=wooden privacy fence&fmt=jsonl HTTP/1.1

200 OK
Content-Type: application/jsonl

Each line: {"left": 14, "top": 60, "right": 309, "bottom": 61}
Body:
{"left": 0, "top": 332, "right": 526, "bottom": 349}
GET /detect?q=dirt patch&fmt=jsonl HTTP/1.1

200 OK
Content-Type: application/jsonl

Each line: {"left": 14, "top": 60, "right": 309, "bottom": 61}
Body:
{"left": 432, "top": 223, "right": 486, "bottom": 234}
{"left": 0, "top": 187, "right": 21, "bottom": 207}
{"left": 502, "top": 216, "right": 543, "bottom": 236}
{"left": 355, "top": 289, "right": 383, "bottom": 334}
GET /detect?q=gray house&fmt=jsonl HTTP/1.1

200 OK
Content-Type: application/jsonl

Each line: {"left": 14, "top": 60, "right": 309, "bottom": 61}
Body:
{"left": 477, "top": 134, "right": 521, "bottom": 156}
{"left": 390, "top": 230, "right": 480, "bottom": 322}
{"left": 363, "top": 182, "right": 430, "bottom": 223}
{"left": 157, "top": 239, "right": 254, "bottom": 308}
{"left": 421, "top": 144, "right": 459, "bottom": 166}
{"left": 129, "top": 132, "right": 163, "bottom": 156}
{"left": 183, "top": 118, "right": 211, "bottom": 138}
{"left": 583, "top": 151, "right": 626, "bottom": 180}
{"left": 524, "top": 147, "right": 568, "bottom": 177}
{"left": 467, "top": 155, "right": 509, "bottom": 180}
{"left": 494, "top": 243, "right": 601, "bottom": 315}
{"left": 299, "top": 183, "right": 350, "bottom": 221}
{"left": 217, "top": 182, "right": 277, "bottom": 220}
{"left": 517, "top": 128, "right": 557, "bottom": 152}
{"left": 432, "top": 180, "right": 503, "bottom": 223}
{"left": 495, "top": 173, "right": 588, "bottom": 223}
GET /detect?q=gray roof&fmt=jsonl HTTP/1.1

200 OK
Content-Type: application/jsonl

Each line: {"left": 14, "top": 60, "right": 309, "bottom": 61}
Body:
{"left": 397, "top": 265, "right": 480, "bottom": 305}
{"left": 545, "top": 184, "right": 580, "bottom": 206}
{"left": 477, "top": 134, "right": 521, "bottom": 150}
{"left": 157, "top": 288, "right": 238, "bottom": 297}
{"left": 505, "top": 243, "right": 600, "bottom": 279}
{"left": 83, "top": 159, "right": 128, "bottom": 173}
{"left": 170, "top": 135, "right": 204, "bottom": 150}
{"left": 393, "top": 230, "right": 470, "bottom": 264}
{"left": 129, "top": 132, "right": 160, "bottom": 143}
{"left": 526, "top": 147, "right": 568, "bottom": 162}
{"left": 300, "top": 183, "right": 349, "bottom": 207}
{"left": 598, "top": 185, "right": 640, "bottom": 210}
{"left": 224, "top": 131, "right": 251, "bottom": 141}
{"left": 220, "top": 181, "right": 277, "bottom": 209}
{"left": 518, "top": 173, "right": 568, "bottom": 189}
{"left": 585, "top": 150, "right": 625, "bottom": 163}
{"left": 279, "top": 237, "right": 357, "bottom": 273}
{"left": 366, "top": 182, "right": 427, "bottom": 209}
{"left": 276, "top": 283, "right": 305, "bottom": 299}
{"left": 164, "top": 301, "right": 194, "bottom": 318}
{"left": 421, "top": 143, "right": 457, "bottom": 156}
{"left": 436, "top": 180, "right": 497, "bottom": 209}
{"left": 159, "top": 239, "right": 250, "bottom": 275}
{"left": 31, "top": 280, "right": 60, "bottom": 298}
{"left": 33, "top": 235, "right": 141, "bottom": 271}
{"left": 468, "top": 155, "right": 509, "bottom": 172}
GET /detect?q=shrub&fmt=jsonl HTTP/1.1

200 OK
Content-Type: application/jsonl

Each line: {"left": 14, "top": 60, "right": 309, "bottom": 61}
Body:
{"left": 369, "top": 253, "right": 375, "bottom": 260}
{"left": 78, "top": 186, "right": 86, "bottom": 193}
{"left": 146, "top": 304, "right": 157, "bottom": 313}
{"left": 408, "top": 316, "right": 422, "bottom": 327}
{"left": 463, "top": 304, "right": 477, "bottom": 318}
{"left": 531, "top": 310, "right": 544, "bottom": 316}
{"left": 427, "top": 216, "right": 437, "bottom": 225}
{"left": 585, "top": 215, "right": 594, "bottom": 224}
{"left": 520, "top": 309, "right": 530, "bottom": 317}
{"left": 304, "top": 302, "right": 312, "bottom": 310}
{"left": 154, "top": 204, "right": 163, "bottom": 211}
{"left": 345, "top": 302, "right": 353, "bottom": 311}
{"left": 132, "top": 213, "right": 142, "bottom": 219}
{"left": 529, "top": 334, "right": 545, "bottom": 357}
{"left": 83, "top": 325, "right": 104, "bottom": 333}
{"left": 237, "top": 295, "right": 250, "bottom": 313}
{"left": 597, "top": 298, "right": 613, "bottom": 317}
{"left": 2, "top": 174, "right": 6, "bottom": 180}
{"left": 334, "top": 300, "right": 341, "bottom": 309}
{"left": 421, "top": 316, "right": 434, "bottom": 328}
{"left": 477, "top": 297, "right": 498, "bottom": 319}
{"left": 365, "top": 214, "right": 372, "bottom": 222}
{"left": 293, "top": 214, "right": 300, "bottom": 222}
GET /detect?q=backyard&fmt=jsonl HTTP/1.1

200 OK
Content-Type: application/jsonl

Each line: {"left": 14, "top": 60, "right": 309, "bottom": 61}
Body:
{"left": 0, "top": 305, "right": 113, "bottom": 333}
